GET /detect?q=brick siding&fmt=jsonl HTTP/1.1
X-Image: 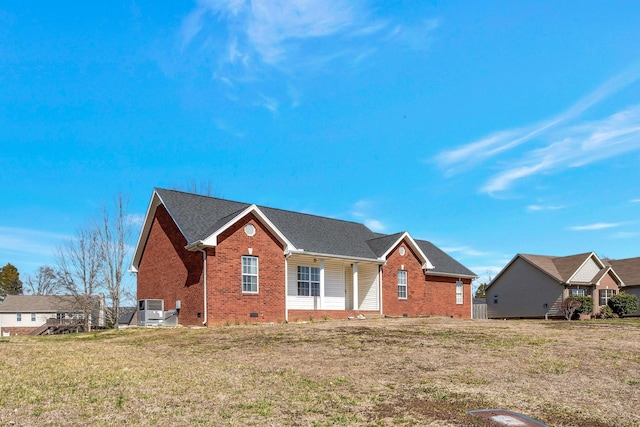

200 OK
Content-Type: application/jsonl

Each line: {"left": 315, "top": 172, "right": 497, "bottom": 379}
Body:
{"left": 206, "top": 213, "right": 286, "bottom": 325}
{"left": 137, "top": 205, "right": 205, "bottom": 325}
{"left": 137, "top": 207, "right": 471, "bottom": 326}
{"left": 381, "top": 239, "right": 471, "bottom": 319}
{"left": 1, "top": 327, "right": 38, "bottom": 336}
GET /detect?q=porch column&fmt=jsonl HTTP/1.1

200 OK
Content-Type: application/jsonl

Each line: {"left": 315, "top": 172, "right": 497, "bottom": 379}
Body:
{"left": 319, "top": 260, "right": 325, "bottom": 309}
{"left": 353, "top": 263, "right": 359, "bottom": 311}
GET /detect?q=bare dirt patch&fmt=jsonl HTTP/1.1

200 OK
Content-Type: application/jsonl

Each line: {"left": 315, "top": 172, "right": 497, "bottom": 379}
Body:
{"left": 0, "top": 317, "right": 638, "bottom": 426}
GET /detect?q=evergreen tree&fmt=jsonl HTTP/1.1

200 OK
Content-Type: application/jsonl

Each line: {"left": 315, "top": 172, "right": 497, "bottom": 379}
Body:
{"left": 0, "top": 263, "right": 23, "bottom": 301}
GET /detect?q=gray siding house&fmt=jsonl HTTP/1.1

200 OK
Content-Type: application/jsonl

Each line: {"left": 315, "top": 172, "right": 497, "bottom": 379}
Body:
{"left": 486, "top": 252, "right": 623, "bottom": 319}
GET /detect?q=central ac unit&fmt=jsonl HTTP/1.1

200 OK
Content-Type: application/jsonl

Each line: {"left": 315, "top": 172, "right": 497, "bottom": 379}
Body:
{"left": 138, "top": 299, "right": 164, "bottom": 326}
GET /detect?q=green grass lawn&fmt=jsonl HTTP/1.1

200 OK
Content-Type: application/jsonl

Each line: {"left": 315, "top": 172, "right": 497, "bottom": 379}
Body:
{"left": 1, "top": 317, "right": 639, "bottom": 426}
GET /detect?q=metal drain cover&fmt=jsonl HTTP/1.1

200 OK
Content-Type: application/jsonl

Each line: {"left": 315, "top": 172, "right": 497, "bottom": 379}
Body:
{"left": 468, "top": 409, "right": 549, "bottom": 426}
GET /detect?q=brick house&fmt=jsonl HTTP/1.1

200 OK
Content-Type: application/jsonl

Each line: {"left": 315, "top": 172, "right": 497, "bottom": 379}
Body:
{"left": 132, "top": 189, "right": 477, "bottom": 326}
{"left": 606, "top": 257, "right": 640, "bottom": 317}
{"left": 486, "top": 252, "right": 624, "bottom": 319}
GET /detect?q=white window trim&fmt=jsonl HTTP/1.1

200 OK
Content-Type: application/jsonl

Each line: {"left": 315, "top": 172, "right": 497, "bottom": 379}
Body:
{"left": 297, "top": 265, "right": 320, "bottom": 297}
{"left": 398, "top": 270, "right": 407, "bottom": 299}
{"left": 31, "top": 313, "right": 36, "bottom": 322}
{"left": 242, "top": 255, "right": 259, "bottom": 294}
{"left": 16, "top": 312, "right": 22, "bottom": 322}
{"left": 599, "top": 289, "right": 615, "bottom": 306}
{"left": 456, "top": 281, "right": 463, "bottom": 305}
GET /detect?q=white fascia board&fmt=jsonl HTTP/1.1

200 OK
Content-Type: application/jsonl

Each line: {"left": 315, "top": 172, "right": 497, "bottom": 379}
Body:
{"left": 600, "top": 267, "right": 624, "bottom": 287}
{"left": 380, "top": 232, "right": 434, "bottom": 270}
{"left": 427, "top": 271, "right": 478, "bottom": 280}
{"left": 130, "top": 190, "right": 164, "bottom": 272}
{"left": 200, "top": 205, "right": 296, "bottom": 251}
{"left": 285, "top": 249, "right": 384, "bottom": 265}
{"left": 566, "top": 252, "right": 603, "bottom": 284}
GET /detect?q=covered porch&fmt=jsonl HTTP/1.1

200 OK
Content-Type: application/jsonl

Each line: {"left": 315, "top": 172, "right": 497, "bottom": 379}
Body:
{"left": 285, "top": 253, "right": 382, "bottom": 320}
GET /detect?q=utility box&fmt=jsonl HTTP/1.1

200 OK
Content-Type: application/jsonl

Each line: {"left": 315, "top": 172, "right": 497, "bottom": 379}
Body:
{"left": 138, "top": 299, "right": 164, "bottom": 326}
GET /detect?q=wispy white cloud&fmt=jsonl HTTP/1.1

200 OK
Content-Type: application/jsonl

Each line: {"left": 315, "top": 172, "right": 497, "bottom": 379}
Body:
{"left": 441, "top": 245, "right": 491, "bottom": 258}
{"left": 178, "top": 0, "right": 439, "bottom": 109}
{"left": 631, "top": 198, "right": 640, "bottom": 203}
{"left": 256, "top": 93, "right": 279, "bottom": 113}
{"left": 527, "top": 204, "right": 565, "bottom": 212}
{"left": 364, "top": 219, "right": 385, "bottom": 232}
{"left": 569, "top": 222, "right": 623, "bottom": 231}
{"left": 435, "top": 66, "right": 640, "bottom": 192}
{"left": 126, "top": 213, "right": 145, "bottom": 227}
{"left": 0, "top": 227, "right": 71, "bottom": 275}
{"left": 482, "top": 105, "right": 640, "bottom": 193}
{"left": 0, "top": 226, "right": 70, "bottom": 255}
{"left": 351, "top": 199, "right": 385, "bottom": 232}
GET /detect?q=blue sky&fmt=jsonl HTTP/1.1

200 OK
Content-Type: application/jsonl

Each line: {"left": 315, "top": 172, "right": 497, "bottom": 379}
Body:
{"left": 2, "top": 1, "right": 640, "bottom": 288}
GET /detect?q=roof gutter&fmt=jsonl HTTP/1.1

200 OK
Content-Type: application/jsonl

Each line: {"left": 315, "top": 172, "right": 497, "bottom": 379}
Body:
{"left": 425, "top": 271, "right": 478, "bottom": 280}
{"left": 284, "top": 249, "right": 385, "bottom": 265}
{"left": 185, "top": 240, "right": 206, "bottom": 251}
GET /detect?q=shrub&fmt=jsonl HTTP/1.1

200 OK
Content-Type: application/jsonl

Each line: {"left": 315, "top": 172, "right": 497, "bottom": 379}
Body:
{"left": 575, "top": 295, "right": 593, "bottom": 316}
{"left": 608, "top": 293, "right": 639, "bottom": 318}
{"left": 561, "top": 297, "right": 582, "bottom": 320}
{"left": 598, "top": 305, "right": 613, "bottom": 319}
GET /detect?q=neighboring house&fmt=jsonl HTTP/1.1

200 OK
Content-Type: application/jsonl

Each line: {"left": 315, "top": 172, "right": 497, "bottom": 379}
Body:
{"left": 0, "top": 295, "right": 106, "bottom": 336}
{"left": 117, "top": 307, "right": 138, "bottom": 327}
{"left": 606, "top": 257, "right": 640, "bottom": 317}
{"left": 132, "top": 188, "right": 477, "bottom": 326}
{"left": 486, "top": 252, "right": 623, "bottom": 319}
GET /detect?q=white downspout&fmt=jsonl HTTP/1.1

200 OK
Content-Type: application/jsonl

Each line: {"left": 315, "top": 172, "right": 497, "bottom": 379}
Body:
{"left": 468, "top": 279, "right": 473, "bottom": 319}
{"left": 285, "top": 253, "right": 292, "bottom": 322}
{"left": 353, "top": 263, "right": 359, "bottom": 311}
{"left": 199, "top": 249, "right": 208, "bottom": 326}
{"left": 379, "top": 265, "right": 383, "bottom": 316}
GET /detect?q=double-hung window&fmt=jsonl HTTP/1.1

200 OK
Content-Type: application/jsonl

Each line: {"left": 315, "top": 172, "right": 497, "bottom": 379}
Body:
{"left": 570, "top": 288, "right": 585, "bottom": 297}
{"left": 297, "top": 266, "right": 320, "bottom": 296}
{"left": 398, "top": 270, "right": 407, "bottom": 299}
{"left": 31, "top": 313, "right": 36, "bottom": 322}
{"left": 16, "top": 312, "right": 21, "bottom": 322}
{"left": 599, "top": 289, "right": 615, "bottom": 306}
{"left": 242, "top": 256, "right": 258, "bottom": 293}
{"left": 456, "top": 281, "right": 463, "bottom": 304}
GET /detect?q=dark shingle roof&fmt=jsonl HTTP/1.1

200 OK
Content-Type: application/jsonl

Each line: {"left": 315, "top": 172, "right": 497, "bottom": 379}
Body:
{"left": 366, "top": 232, "right": 404, "bottom": 258}
{"left": 552, "top": 252, "right": 594, "bottom": 281}
{"left": 416, "top": 240, "right": 477, "bottom": 277}
{"left": 607, "top": 257, "right": 640, "bottom": 287}
{"left": 156, "top": 189, "right": 249, "bottom": 244}
{"left": 153, "top": 188, "right": 474, "bottom": 276}
{"left": 518, "top": 252, "right": 602, "bottom": 283}
{"left": 260, "top": 207, "right": 380, "bottom": 259}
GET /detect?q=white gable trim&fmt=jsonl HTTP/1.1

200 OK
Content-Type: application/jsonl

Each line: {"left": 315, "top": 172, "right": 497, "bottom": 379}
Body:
{"left": 130, "top": 190, "right": 165, "bottom": 273}
{"left": 199, "top": 204, "right": 296, "bottom": 251}
{"left": 596, "top": 267, "right": 624, "bottom": 287}
{"left": 566, "top": 252, "right": 605, "bottom": 284}
{"left": 380, "top": 232, "right": 434, "bottom": 270}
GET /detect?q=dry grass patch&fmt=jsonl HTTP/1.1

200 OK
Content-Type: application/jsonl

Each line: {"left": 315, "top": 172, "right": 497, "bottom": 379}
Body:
{"left": 0, "top": 317, "right": 638, "bottom": 426}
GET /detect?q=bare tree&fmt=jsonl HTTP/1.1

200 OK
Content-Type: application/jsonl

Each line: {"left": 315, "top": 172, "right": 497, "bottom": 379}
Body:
{"left": 174, "top": 180, "right": 217, "bottom": 197}
{"left": 561, "top": 297, "right": 582, "bottom": 321}
{"left": 56, "top": 225, "right": 104, "bottom": 331}
{"left": 25, "top": 265, "right": 60, "bottom": 295}
{"left": 473, "top": 268, "right": 496, "bottom": 299}
{"left": 99, "top": 193, "right": 132, "bottom": 328}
